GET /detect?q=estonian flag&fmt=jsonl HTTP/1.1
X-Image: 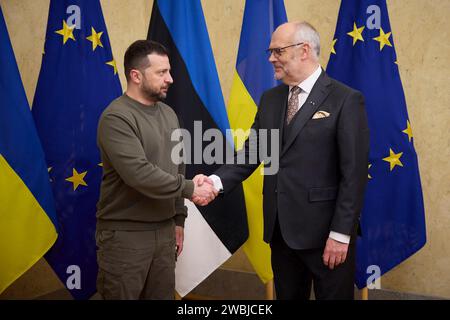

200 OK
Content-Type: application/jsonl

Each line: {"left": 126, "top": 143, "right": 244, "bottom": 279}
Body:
{"left": 148, "top": 0, "right": 248, "bottom": 297}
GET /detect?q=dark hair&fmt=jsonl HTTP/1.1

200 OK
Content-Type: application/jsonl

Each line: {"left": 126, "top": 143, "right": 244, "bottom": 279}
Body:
{"left": 124, "top": 40, "right": 169, "bottom": 81}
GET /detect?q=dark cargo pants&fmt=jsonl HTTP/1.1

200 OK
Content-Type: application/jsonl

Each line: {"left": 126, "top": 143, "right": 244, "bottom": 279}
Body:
{"left": 96, "top": 223, "right": 176, "bottom": 300}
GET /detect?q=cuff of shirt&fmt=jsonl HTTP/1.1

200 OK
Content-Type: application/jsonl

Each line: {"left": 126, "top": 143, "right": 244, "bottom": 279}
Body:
{"left": 173, "top": 214, "right": 186, "bottom": 228}
{"left": 329, "top": 231, "right": 350, "bottom": 244}
{"left": 209, "top": 174, "right": 223, "bottom": 192}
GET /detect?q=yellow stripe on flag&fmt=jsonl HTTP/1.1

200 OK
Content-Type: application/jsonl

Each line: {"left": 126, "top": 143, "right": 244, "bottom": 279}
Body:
{"left": 0, "top": 155, "right": 57, "bottom": 293}
{"left": 228, "top": 72, "right": 273, "bottom": 283}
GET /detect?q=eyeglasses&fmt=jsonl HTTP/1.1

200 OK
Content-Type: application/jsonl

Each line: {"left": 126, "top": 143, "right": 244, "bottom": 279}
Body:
{"left": 266, "top": 42, "right": 304, "bottom": 57}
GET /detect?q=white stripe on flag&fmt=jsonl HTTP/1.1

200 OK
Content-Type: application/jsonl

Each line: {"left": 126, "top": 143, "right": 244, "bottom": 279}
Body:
{"left": 175, "top": 200, "right": 231, "bottom": 297}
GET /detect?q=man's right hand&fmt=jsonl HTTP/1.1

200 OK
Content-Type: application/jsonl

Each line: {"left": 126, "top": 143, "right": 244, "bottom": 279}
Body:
{"left": 191, "top": 175, "right": 217, "bottom": 206}
{"left": 193, "top": 174, "right": 210, "bottom": 187}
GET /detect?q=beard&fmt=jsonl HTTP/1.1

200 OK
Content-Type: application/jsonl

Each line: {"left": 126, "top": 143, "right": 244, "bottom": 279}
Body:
{"left": 140, "top": 73, "right": 170, "bottom": 102}
{"left": 273, "top": 64, "right": 290, "bottom": 81}
{"left": 141, "top": 83, "right": 169, "bottom": 102}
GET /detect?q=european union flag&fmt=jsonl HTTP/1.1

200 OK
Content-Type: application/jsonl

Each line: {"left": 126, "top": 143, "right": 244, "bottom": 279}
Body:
{"left": 32, "top": 0, "right": 121, "bottom": 299}
{"left": 327, "top": 0, "right": 426, "bottom": 288}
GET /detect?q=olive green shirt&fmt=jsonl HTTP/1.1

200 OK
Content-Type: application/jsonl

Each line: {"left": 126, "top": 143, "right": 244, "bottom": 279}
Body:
{"left": 96, "top": 94, "right": 194, "bottom": 231}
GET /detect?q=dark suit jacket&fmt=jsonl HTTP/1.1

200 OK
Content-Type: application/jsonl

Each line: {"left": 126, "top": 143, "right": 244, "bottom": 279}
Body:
{"left": 215, "top": 70, "right": 369, "bottom": 250}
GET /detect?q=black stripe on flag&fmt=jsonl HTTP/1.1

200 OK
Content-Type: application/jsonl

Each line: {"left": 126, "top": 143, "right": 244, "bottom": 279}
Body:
{"left": 147, "top": 3, "right": 248, "bottom": 253}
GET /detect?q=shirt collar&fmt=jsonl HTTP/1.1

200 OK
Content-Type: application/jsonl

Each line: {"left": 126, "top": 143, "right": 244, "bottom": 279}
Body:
{"left": 290, "top": 65, "right": 322, "bottom": 94}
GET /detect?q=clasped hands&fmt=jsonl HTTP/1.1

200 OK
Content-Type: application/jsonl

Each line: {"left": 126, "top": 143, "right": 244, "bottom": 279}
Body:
{"left": 191, "top": 174, "right": 218, "bottom": 206}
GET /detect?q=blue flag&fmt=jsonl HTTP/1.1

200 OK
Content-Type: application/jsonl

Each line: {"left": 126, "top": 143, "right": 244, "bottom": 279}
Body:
{"left": 327, "top": 0, "right": 426, "bottom": 288}
{"left": 0, "top": 6, "right": 57, "bottom": 294}
{"left": 227, "top": 0, "right": 287, "bottom": 285}
{"left": 32, "top": 0, "right": 121, "bottom": 299}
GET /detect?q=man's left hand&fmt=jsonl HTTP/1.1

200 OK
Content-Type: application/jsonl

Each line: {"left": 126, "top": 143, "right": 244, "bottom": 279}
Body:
{"left": 175, "top": 226, "right": 184, "bottom": 257}
{"left": 322, "top": 237, "right": 349, "bottom": 270}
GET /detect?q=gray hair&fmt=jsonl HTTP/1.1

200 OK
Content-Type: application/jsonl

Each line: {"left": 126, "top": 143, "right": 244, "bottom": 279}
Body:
{"left": 294, "top": 22, "right": 320, "bottom": 59}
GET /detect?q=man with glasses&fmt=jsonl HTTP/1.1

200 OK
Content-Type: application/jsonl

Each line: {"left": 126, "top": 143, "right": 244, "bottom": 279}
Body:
{"left": 200, "top": 21, "right": 369, "bottom": 299}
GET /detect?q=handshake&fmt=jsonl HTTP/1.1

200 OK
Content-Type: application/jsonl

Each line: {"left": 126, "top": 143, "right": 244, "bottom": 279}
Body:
{"left": 190, "top": 174, "right": 218, "bottom": 206}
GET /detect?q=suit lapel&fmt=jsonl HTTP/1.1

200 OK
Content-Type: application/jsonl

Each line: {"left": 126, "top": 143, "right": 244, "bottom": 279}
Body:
{"left": 281, "top": 71, "right": 333, "bottom": 157}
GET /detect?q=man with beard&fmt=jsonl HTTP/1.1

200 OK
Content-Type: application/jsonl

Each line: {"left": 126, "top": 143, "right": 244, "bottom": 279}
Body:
{"left": 95, "top": 40, "right": 217, "bottom": 299}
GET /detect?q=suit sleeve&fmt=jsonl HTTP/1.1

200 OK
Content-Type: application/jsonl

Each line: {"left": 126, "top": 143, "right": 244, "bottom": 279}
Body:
{"left": 214, "top": 94, "right": 266, "bottom": 193}
{"left": 331, "top": 91, "right": 369, "bottom": 235}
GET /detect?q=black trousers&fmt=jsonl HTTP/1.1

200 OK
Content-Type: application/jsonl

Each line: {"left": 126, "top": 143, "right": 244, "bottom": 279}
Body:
{"left": 270, "top": 221, "right": 356, "bottom": 300}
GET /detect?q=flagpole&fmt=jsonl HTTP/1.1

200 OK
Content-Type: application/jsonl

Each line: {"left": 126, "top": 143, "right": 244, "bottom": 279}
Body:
{"left": 361, "top": 287, "right": 369, "bottom": 300}
{"left": 265, "top": 280, "right": 274, "bottom": 300}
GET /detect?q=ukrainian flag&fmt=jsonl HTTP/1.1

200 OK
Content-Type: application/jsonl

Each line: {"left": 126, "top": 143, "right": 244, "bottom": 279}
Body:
{"left": 227, "top": 0, "right": 287, "bottom": 283}
{"left": 0, "top": 6, "right": 57, "bottom": 294}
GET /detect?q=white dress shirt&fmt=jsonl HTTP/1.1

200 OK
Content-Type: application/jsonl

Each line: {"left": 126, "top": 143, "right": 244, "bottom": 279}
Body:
{"left": 209, "top": 64, "right": 350, "bottom": 244}
{"left": 288, "top": 64, "right": 322, "bottom": 112}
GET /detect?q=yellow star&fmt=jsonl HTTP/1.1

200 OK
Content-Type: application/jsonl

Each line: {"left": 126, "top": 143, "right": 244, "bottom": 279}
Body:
{"left": 347, "top": 22, "right": 365, "bottom": 46}
{"left": 55, "top": 20, "right": 76, "bottom": 44}
{"left": 373, "top": 27, "right": 392, "bottom": 51}
{"left": 98, "top": 162, "right": 103, "bottom": 167}
{"left": 383, "top": 148, "right": 404, "bottom": 171}
{"left": 402, "top": 120, "right": 413, "bottom": 142}
{"left": 368, "top": 164, "right": 372, "bottom": 179}
{"left": 106, "top": 59, "right": 118, "bottom": 75}
{"left": 86, "top": 27, "right": 104, "bottom": 51}
{"left": 331, "top": 38, "right": 337, "bottom": 55}
{"left": 65, "top": 168, "right": 88, "bottom": 191}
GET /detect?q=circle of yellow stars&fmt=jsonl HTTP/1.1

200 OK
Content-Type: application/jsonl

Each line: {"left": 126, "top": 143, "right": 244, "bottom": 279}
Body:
{"left": 51, "top": 20, "right": 116, "bottom": 191}
{"left": 331, "top": 23, "right": 393, "bottom": 55}
{"left": 54, "top": 20, "right": 118, "bottom": 75}
{"left": 329, "top": 22, "right": 413, "bottom": 179}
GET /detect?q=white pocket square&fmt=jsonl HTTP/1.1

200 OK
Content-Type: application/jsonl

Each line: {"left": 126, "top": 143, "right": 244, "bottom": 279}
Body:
{"left": 312, "top": 111, "right": 330, "bottom": 119}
